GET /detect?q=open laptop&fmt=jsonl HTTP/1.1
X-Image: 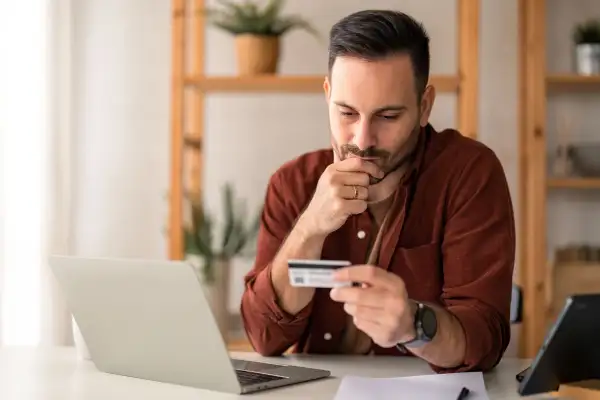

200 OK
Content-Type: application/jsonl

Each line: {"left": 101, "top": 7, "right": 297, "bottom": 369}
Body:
{"left": 48, "top": 255, "right": 330, "bottom": 394}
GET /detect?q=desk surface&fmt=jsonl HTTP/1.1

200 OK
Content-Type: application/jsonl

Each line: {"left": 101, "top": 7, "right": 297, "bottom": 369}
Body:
{"left": 0, "top": 346, "right": 546, "bottom": 399}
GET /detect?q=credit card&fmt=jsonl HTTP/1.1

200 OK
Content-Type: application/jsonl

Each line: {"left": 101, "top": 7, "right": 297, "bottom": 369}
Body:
{"left": 288, "top": 259, "right": 353, "bottom": 288}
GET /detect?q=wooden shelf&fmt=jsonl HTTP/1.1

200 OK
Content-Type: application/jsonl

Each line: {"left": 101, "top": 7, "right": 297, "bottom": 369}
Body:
{"left": 547, "top": 178, "right": 600, "bottom": 189}
{"left": 185, "top": 74, "right": 461, "bottom": 93}
{"left": 546, "top": 74, "right": 600, "bottom": 90}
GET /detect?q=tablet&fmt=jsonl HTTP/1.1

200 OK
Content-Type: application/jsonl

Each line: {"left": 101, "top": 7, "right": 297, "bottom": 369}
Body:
{"left": 518, "top": 293, "right": 600, "bottom": 396}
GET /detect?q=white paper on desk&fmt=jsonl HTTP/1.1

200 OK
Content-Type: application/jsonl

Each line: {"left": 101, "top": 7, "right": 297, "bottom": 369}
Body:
{"left": 334, "top": 372, "right": 489, "bottom": 400}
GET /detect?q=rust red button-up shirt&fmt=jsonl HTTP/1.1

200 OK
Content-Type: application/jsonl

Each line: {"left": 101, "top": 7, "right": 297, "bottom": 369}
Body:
{"left": 240, "top": 125, "right": 516, "bottom": 373}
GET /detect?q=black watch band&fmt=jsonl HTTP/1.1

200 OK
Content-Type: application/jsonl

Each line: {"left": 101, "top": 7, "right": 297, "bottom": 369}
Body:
{"left": 397, "top": 302, "right": 437, "bottom": 349}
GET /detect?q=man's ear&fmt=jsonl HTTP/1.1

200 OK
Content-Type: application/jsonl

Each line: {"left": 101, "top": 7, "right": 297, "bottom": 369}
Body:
{"left": 418, "top": 85, "right": 436, "bottom": 127}
{"left": 323, "top": 76, "right": 331, "bottom": 102}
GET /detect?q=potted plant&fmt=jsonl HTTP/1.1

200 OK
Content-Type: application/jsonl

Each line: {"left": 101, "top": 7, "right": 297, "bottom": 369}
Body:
{"left": 573, "top": 18, "right": 600, "bottom": 75}
{"left": 205, "top": 0, "right": 319, "bottom": 75}
{"left": 183, "top": 183, "right": 261, "bottom": 338}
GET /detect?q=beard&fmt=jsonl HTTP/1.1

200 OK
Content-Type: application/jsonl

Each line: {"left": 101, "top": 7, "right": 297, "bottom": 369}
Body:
{"left": 332, "top": 122, "right": 421, "bottom": 185}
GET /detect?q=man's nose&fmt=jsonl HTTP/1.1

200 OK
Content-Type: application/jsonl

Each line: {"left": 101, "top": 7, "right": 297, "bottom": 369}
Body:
{"left": 352, "top": 120, "right": 375, "bottom": 150}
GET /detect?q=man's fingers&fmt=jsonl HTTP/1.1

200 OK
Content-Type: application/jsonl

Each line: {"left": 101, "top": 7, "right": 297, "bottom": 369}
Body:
{"left": 335, "top": 157, "right": 384, "bottom": 180}
{"left": 333, "top": 171, "right": 371, "bottom": 187}
{"left": 330, "top": 286, "right": 386, "bottom": 307}
{"left": 334, "top": 184, "right": 368, "bottom": 201}
{"left": 344, "top": 303, "right": 397, "bottom": 328}
{"left": 333, "top": 265, "right": 402, "bottom": 292}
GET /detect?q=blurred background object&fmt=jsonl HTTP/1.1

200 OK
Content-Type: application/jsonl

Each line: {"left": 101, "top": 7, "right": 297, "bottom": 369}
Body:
{"left": 204, "top": 0, "right": 319, "bottom": 75}
{"left": 573, "top": 18, "right": 600, "bottom": 75}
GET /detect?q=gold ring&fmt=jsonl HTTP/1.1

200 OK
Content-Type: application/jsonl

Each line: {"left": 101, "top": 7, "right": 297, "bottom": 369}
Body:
{"left": 353, "top": 185, "right": 358, "bottom": 199}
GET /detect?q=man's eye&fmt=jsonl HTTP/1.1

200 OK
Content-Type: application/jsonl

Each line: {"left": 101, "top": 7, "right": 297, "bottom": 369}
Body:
{"left": 380, "top": 115, "right": 399, "bottom": 120}
{"left": 340, "top": 111, "right": 356, "bottom": 117}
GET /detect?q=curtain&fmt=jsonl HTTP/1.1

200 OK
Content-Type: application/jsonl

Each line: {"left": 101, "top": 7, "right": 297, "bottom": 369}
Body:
{"left": 1, "top": 0, "right": 73, "bottom": 346}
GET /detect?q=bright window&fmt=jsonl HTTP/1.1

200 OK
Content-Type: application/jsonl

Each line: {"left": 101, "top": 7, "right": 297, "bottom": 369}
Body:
{"left": 0, "top": 0, "right": 49, "bottom": 346}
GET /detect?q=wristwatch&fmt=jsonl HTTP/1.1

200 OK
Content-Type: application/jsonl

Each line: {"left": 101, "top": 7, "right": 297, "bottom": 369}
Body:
{"left": 397, "top": 302, "right": 438, "bottom": 348}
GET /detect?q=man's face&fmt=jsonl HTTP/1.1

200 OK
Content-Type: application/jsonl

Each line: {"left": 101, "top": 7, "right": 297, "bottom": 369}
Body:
{"left": 324, "top": 54, "right": 435, "bottom": 182}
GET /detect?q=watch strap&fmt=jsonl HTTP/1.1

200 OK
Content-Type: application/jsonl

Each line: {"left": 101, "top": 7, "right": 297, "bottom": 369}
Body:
{"left": 396, "top": 302, "right": 431, "bottom": 349}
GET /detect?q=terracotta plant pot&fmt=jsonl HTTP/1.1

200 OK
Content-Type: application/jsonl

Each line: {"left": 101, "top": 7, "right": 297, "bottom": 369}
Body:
{"left": 234, "top": 34, "right": 280, "bottom": 75}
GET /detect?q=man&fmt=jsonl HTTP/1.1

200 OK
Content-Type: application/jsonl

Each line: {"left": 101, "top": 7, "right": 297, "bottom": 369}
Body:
{"left": 240, "top": 9, "right": 515, "bottom": 373}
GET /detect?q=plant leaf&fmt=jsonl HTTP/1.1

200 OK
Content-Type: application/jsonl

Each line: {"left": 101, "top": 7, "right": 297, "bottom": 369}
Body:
{"left": 221, "top": 184, "right": 235, "bottom": 251}
{"left": 203, "top": 254, "right": 215, "bottom": 283}
{"left": 256, "top": 0, "right": 282, "bottom": 33}
{"left": 222, "top": 219, "right": 244, "bottom": 258}
{"left": 273, "top": 16, "right": 319, "bottom": 38}
{"left": 203, "top": 0, "right": 318, "bottom": 38}
{"left": 216, "top": 0, "right": 249, "bottom": 19}
{"left": 573, "top": 19, "right": 600, "bottom": 44}
{"left": 196, "top": 211, "right": 214, "bottom": 257}
{"left": 184, "top": 229, "right": 201, "bottom": 255}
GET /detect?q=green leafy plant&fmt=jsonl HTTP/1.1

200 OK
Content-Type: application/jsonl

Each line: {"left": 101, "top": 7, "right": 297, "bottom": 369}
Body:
{"left": 204, "top": 0, "right": 319, "bottom": 38}
{"left": 184, "top": 183, "right": 261, "bottom": 284}
{"left": 573, "top": 19, "right": 600, "bottom": 44}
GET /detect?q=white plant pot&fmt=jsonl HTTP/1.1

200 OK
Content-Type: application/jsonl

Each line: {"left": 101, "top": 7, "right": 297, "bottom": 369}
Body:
{"left": 72, "top": 316, "right": 91, "bottom": 360}
{"left": 575, "top": 43, "right": 600, "bottom": 75}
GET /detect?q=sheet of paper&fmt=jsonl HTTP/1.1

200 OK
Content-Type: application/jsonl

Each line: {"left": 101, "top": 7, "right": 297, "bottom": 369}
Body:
{"left": 334, "top": 372, "right": 489, "bottom": 400}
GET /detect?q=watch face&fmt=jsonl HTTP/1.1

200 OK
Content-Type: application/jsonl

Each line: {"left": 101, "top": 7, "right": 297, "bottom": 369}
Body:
{"left": 421, "top": 306, "right": 438, "bottom": 339}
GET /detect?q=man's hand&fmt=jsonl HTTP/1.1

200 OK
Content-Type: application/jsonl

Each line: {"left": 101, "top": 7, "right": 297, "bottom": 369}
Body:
{"left": 299, "top": 158, "right": 384, "bottom": 237}
{"left": 329, "top": 265, "right": 416, "bottom": 347}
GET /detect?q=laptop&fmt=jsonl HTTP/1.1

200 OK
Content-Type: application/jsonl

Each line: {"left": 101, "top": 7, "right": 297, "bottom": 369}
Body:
{"left": 517, "top": 293, "right": 600, "bottom": 396}
{"left": 48, "top": 255, "right": 331, "bottom": 394}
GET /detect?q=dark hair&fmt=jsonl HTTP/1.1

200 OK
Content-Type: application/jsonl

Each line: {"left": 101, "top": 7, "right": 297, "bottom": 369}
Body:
{"left": 328, "top": 10, "right": 430, "bottom": 97}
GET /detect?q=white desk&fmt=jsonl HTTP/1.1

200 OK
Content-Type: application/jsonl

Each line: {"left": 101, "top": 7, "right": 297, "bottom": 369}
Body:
{"left": 0, "top": 346, "right": 545, "bottom": 399}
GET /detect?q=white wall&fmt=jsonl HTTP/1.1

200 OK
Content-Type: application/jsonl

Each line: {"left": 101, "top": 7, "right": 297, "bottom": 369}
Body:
{"left": 71, "top": 0, "right": 170, "bottom": 259}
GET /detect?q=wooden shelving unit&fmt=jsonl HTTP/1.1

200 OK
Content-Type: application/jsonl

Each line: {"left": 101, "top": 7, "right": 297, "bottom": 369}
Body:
{"left": 519, "top": 0, "right": 600, "bottom": 358}
{"left": 547, "top": 74, "right": 600, "bottom": 84}
{"left": 169, "top": 0, "right": 482, "bottom": 258}
{"left": 169, "top": 0, "right": 482, "bottom": 351}
{"left": 547, "top": 178, "right": 600, "bottom": 189}
{"left": 547, "top": 74, "right": 600, "bottom": 92}
{"left": 185, "top": 75, "right": 461, "bottom": 94}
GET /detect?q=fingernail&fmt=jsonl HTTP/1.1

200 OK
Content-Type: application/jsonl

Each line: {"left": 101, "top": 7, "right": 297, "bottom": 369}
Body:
{"left": 330, "top": 288, "right": 338, "bottom": 298}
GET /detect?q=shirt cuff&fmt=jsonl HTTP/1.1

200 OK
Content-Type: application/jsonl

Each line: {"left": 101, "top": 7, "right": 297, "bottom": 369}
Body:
{"left": 430, "top": 304, "right": 503, "bottom": 373}
{"left": 248, "top": 263, "right": 314, "bottom": 324}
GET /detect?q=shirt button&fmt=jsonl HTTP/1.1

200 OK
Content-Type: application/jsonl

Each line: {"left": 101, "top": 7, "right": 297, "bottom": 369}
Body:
{"left": 357, "top": 230, "right": 366, "bottom": 239}
{"left": 324, "top": 332, "right": 332, "bottom": 340}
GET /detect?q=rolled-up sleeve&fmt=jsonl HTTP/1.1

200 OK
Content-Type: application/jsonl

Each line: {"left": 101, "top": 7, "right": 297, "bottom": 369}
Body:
{"left": 434, "top": 147, "right": 515, "bottom": 373}
{"left": 240, "top": 170, "right": 312, "bottom": 356}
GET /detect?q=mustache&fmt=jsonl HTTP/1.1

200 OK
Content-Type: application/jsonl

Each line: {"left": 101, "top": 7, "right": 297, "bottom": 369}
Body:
{"left": 341, "top": 145, "right": 390, "bottom": 159}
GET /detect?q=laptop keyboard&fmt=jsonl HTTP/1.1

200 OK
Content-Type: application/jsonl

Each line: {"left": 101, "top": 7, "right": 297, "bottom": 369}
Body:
{"left": 235, "top": 369, "right": 285, "bottom": 386}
